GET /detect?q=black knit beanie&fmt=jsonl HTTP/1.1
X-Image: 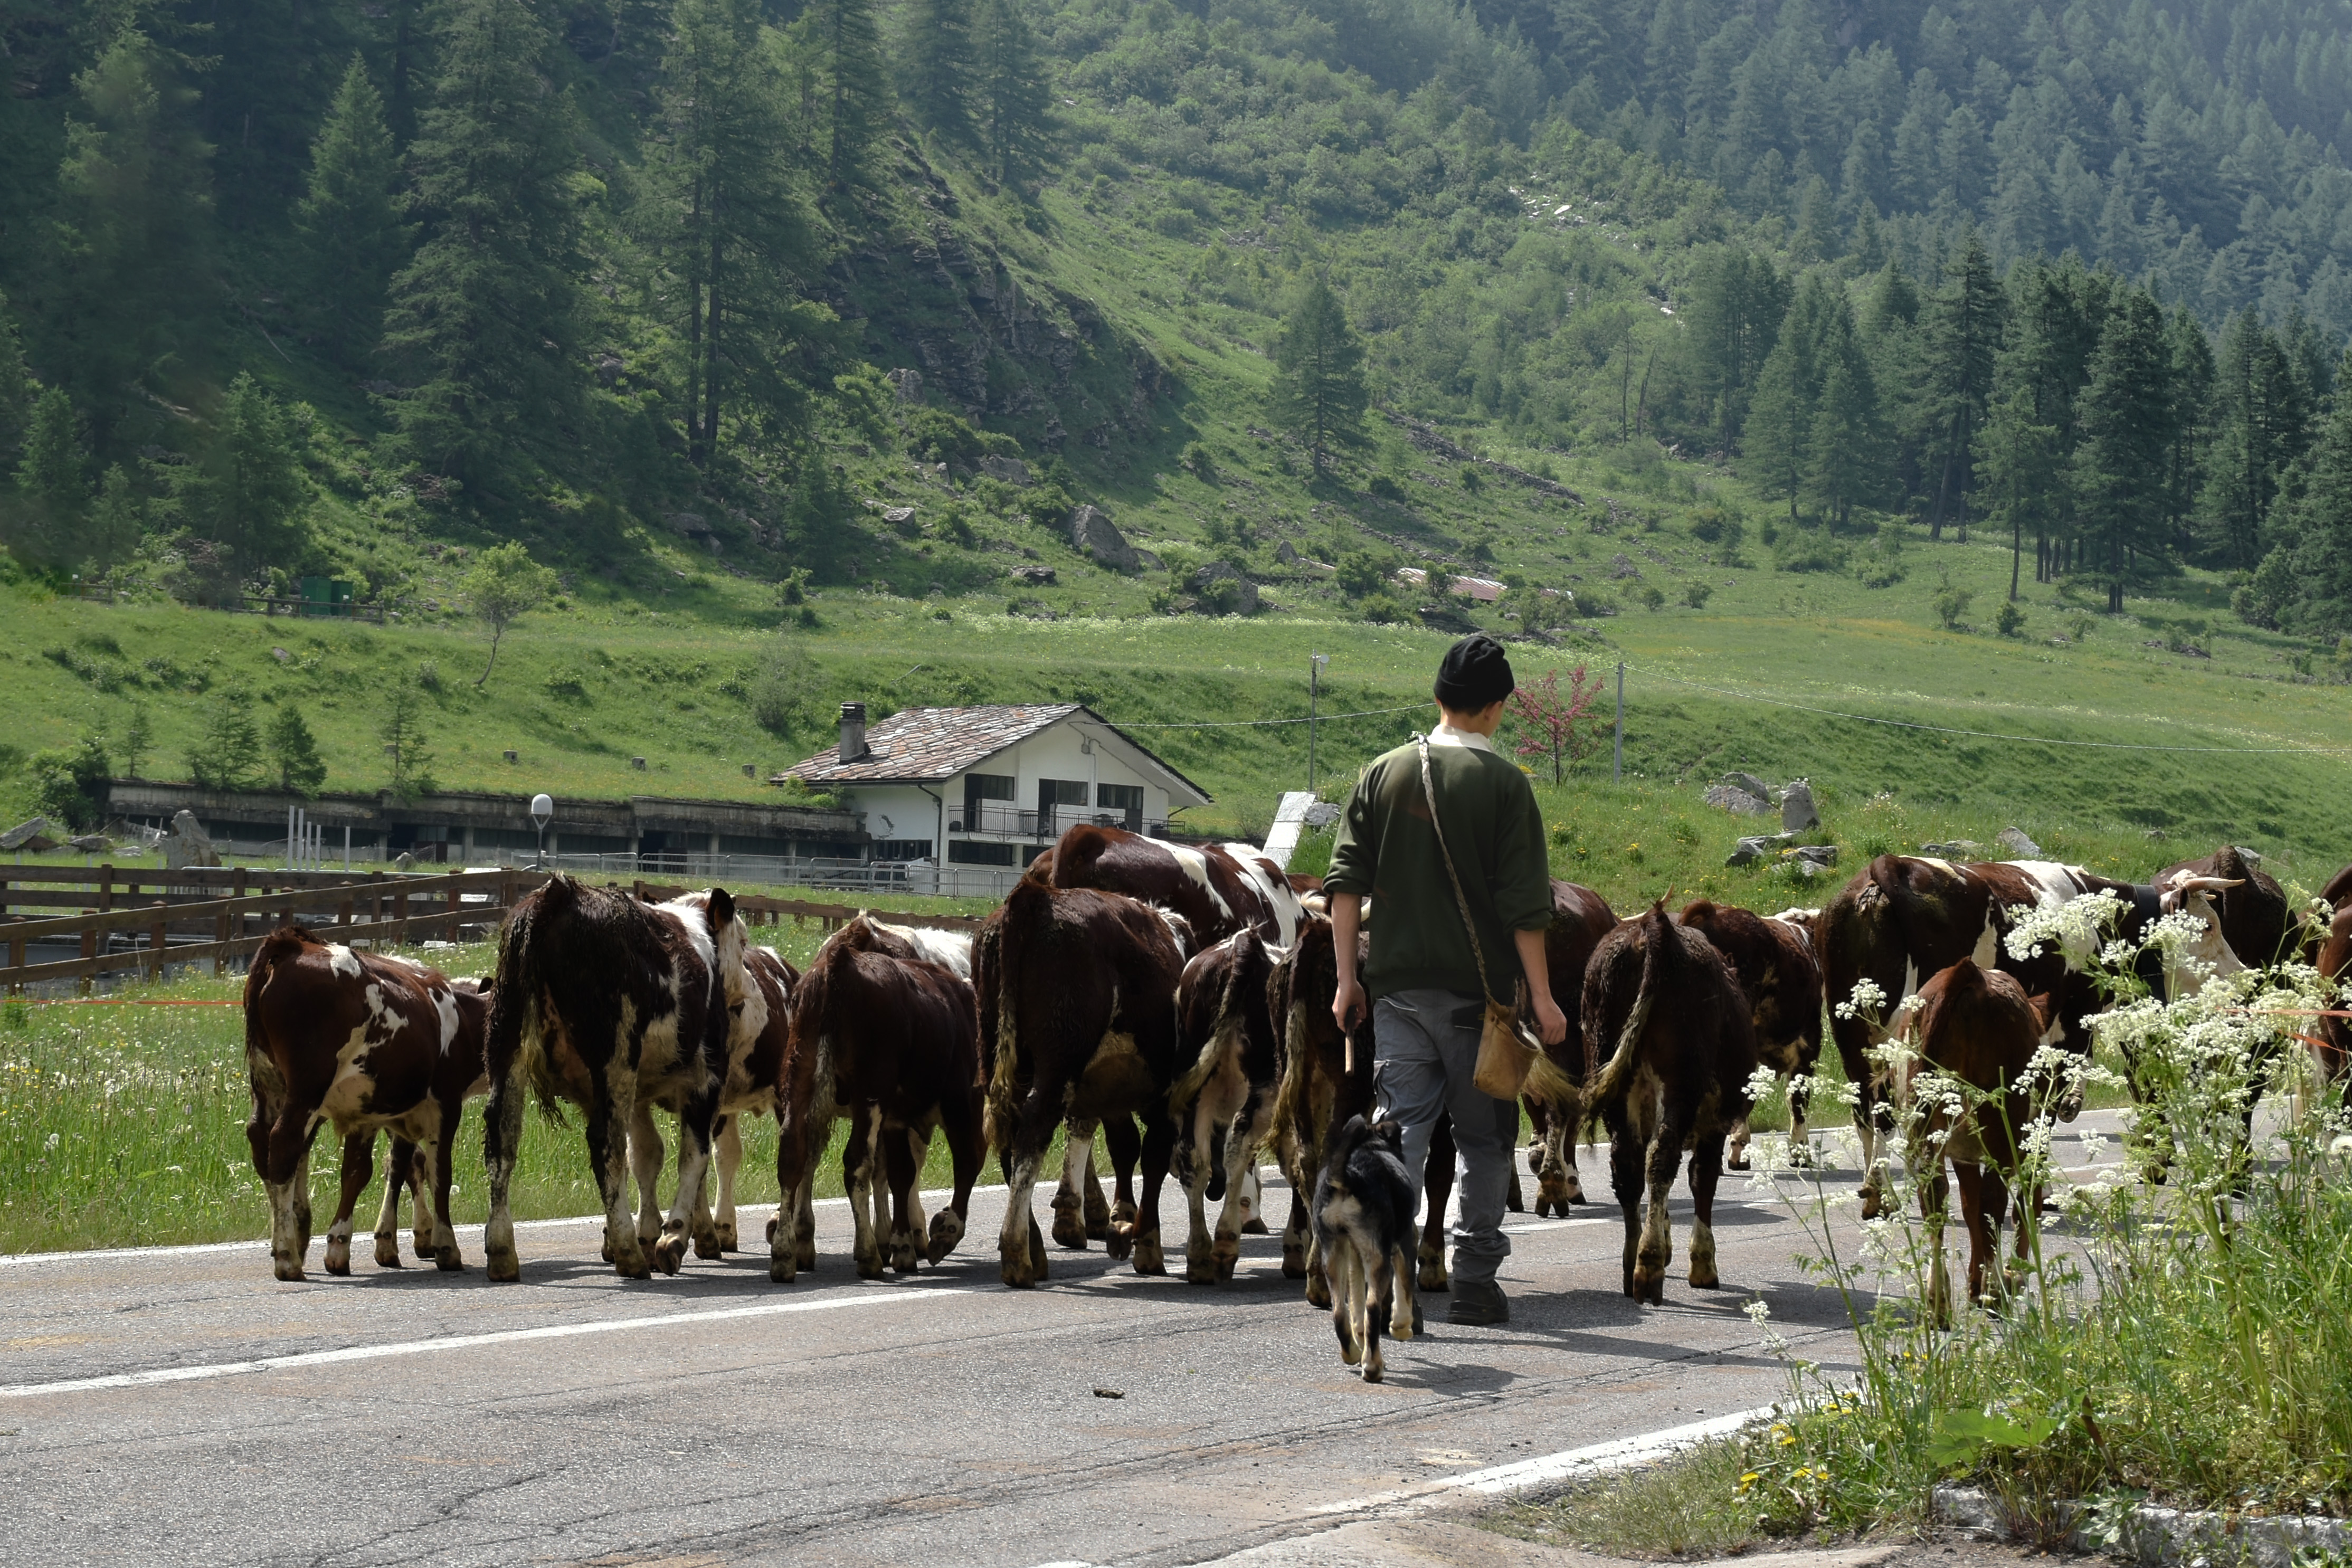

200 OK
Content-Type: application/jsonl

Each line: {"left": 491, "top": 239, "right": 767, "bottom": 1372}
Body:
{"left": 1433, "top": 634, "right": 1515, "bottom": 710}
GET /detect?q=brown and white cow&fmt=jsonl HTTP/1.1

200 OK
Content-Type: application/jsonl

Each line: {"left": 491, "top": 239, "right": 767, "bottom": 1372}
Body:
{"left": 1170, "top": 929, "right": 1285, "bottom": 1284}
{"left": 628, "top": 934, "right": 801, "bottom": 1257}
{"left": 1893, "top": 958, "right": 2056, "bottom": 1322}
{"left": 769, "top": 916, "right": 985, "bottom": 1282}
{"left": 481, "top": 875, "right": 748, "bottom": 1281}
{"left": 1522, "top": 879, "right": 1618, "bottom": 1214}
{"left": 2313, "top": 862, "right": 2352, "bottom": 1093}
{"left": 2158, "top": 846, "right": 2291, "bottom": 970}
{"left": 243, "top": 926, "right": 490, "bottom": 1281}
{"left": 1678, "top": 901, "right": 1824, "bottom": 1171}
{"left": 979, "top": 873, "right": 1191, "bottom": 1287}
{"left": 1043, "top": 824, "right": 1305, "bottom": 1241}
{"left": 1582, "top": 902, "right": 1760, "bottom": 1304}
{"left": 1267, "top": 914, "right": 1460, "bottom": 1306}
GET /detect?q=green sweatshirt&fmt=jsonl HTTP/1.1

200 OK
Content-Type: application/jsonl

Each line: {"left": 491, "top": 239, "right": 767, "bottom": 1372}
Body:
{"left": 1323, "top": 729, "right": 1553, "bottom": 1001}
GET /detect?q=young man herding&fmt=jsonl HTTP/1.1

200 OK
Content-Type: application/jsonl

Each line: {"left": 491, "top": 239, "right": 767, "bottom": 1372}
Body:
{"left": 1322, "top": 634, "right": 1566, "bottom": 1326}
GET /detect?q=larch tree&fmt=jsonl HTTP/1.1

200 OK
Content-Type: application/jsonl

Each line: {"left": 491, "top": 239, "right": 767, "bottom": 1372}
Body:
{"left": 1803, "top": 303, "right": 1891, "bottom": 529}
{"left": 294, "top": 58, "right": 414, "bottom": 367}
{"left": 380, "top": 0, "right": 585, "bottom": 498}
{"left": 900, "top": 0, "right": 974, "bottom": 142}
{"left": 2071, "top": 288, "right": 2173, "bottom": 615}
{"left": 650, "top": 0, "right": 810, "bottom": 469}
{"left": 1921, "top": 231, "right": 2001, "bottom": 539}
{"left": 973, "top": 0, "right": 1051, "bottom": 186}
{"left": 1267, "top": 274, "right": 1368, "bottom": 476}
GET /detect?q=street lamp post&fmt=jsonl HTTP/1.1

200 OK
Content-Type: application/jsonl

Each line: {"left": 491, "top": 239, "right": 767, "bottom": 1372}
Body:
{"left": 1307, "top": 653, "right": 1329, "bottom": 794}
{"left": 530, "top": 793, "right": 554, "bottom": 870}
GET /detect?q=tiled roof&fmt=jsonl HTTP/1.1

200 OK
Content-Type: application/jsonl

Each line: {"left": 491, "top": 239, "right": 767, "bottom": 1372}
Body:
{"left": 783, "top": 704, "right": 1082, "bottom": 783}
{"left": 780, "top": 703, "right": 1212, "bottom": 805}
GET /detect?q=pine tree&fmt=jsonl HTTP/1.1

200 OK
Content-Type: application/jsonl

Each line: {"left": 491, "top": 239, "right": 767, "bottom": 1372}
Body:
{"left": 188, "top": 691, "right": 264, "bottom": 792}
{"left": 0, "top": 291, "right": 32, "bottom": 462}
{"left": 2071, "top": 288, "right": 2173, "bottom": 615}
{"left": 53, "top": 30, "right": 215, "bottom": 440}
{"left": 380, "top": 0, "right": 585, "bottom": 497}
{"left": 2287, "top": 347, "right": 2352, "bottom": 635}
{"left": 2160, "top": 304, "right": 2213, "bottom": 558}
{"left": 790, "top": 0, "right": 892, "bottom": 195}
{"left": 1742, "top": 271, "right": 1835, "bottom": 522}
{"left": 1802, "top": 304, "right": 1891, "bottom": 529}
{"left": 901, "top": 0, "right": 973, "bottom": 142}
{"left": 88, "top": 464, "right": 146, "bottom": 571}
{"left": 10, "top": 386, "right": 88, "bottom": 568}
{"left": 973, "top": 0, "right": 1051, "bottom": 186}
{"left": 1267, "top": 274, "right": 1368, "bottom": 475}
{"left": 1921, "top": 231, "right": 2001, "bottom": 540}
{"left": 266, "top": 706, "right": 328, "bottom": 794}
{"left": 294, "top": 58, "right": 413, "bottom": 366}
{"left": 2201, "top": 310, "right": 2308, "bottom": 572}
{"left": 183, "top": 374, "right": 309, "bottom": 567}
{"left": 650, "top": 0, "right": 811, "bottom": 468}
{"left": 1685, "top": 246, "right": 1788, "bottom": 451}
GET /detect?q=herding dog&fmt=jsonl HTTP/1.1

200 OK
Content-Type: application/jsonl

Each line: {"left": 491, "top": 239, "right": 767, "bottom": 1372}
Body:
{"left": 1313, "top": 1114, "right": 1419, "bottom": 1383}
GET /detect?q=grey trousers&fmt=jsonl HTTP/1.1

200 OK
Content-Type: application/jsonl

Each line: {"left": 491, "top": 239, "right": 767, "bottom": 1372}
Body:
{"left": 1371, "top": 987, "right": 1517, "bottom": 1286}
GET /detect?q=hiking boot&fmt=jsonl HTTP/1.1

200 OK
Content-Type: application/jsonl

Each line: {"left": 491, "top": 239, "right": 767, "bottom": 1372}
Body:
{"left": 1446, "top": 1278, "right": 1509, "bottom": 1326}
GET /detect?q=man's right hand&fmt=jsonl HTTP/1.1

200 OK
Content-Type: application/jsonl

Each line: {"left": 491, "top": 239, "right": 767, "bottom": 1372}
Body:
{"left": 1332, "top": 975, "right": 1367, "bottom": 1034}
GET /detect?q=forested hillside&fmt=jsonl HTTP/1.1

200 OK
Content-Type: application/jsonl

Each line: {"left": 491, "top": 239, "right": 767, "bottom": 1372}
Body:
{"left": 3, "top": 0, "right": 2352, "bottom": 650}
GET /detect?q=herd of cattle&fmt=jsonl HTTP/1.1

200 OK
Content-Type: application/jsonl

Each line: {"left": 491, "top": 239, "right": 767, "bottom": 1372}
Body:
{"left": 240, "top": 823, "right": 2352, "bottom": 1361}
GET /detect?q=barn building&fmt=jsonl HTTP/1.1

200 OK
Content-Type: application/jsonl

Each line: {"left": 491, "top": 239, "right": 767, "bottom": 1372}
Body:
{"left": 780, "top": 702, "right": 1212, "bottom": 869}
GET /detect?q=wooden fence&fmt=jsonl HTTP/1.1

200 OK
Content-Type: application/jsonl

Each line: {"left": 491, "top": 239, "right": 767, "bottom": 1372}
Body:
{"left": 0, "top": 866, "right": 983, "bottom": 992}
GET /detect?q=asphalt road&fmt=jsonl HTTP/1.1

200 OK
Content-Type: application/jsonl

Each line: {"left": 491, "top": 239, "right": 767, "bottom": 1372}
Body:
{"left": 0, "top": 1122, "right": 2124, "bottom": 1568}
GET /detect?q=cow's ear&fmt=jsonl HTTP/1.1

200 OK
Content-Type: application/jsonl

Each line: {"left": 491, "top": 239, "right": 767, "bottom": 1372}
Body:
{"left": 710, "top": 887, "right": 736, "bottom": 929}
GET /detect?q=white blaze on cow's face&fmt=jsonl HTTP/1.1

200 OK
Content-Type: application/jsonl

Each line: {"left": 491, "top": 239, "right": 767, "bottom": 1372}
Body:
{"left": 2157, "top": 881, "right": 2248, "bottom": 997}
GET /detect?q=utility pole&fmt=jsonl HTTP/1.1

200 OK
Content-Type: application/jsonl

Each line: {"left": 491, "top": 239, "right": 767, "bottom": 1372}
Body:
{"left": 1613, "top": 661, "right": 1625, "bottom": 784}
{"left": 1307, "top": 653, "right": 1328, "bottom": 793}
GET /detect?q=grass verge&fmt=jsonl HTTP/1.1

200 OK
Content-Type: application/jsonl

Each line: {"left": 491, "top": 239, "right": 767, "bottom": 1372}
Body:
{"left": 1485, "top": 1440, "right": 1771, "bottom": 1559}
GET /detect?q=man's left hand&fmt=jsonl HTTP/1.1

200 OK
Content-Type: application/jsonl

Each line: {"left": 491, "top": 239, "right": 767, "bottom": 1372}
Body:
{"left": 1530, "top": 993, "right": 1567, "bottom": 1047}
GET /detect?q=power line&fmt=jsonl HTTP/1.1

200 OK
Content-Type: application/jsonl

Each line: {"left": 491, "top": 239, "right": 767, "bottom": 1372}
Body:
{"left": 1627, "top": 663, "right": 2342, "bottom": 757}
{"left": 1112, "top": 701, "right": 1434, "bottom": 730}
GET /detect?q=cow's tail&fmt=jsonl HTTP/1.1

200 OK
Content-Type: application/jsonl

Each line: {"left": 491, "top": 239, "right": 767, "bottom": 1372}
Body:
{"left": 242, "top": 924, "right": 311, "bottom": 1104}
{"left": 1589, "top": 902, "right": 1671, "bottom": 1107}
{"left": 486, "top": 875, "right": 568, "bottom": 1122}
{"left": 1523, "top": 1048, "right": 1580, "bottom": 1110}
{"left": 1172, "top": 933, "right": 1257, "bottom": 1114}
{"left": 983, "top": 880, "right": 1044, "bottom": 1153}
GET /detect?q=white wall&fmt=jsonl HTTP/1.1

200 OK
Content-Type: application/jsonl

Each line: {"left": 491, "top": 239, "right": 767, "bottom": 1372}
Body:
{"left": 846, "top": 784, "right": 947, "bottom": 852}
{"left": 833, "top": 719, "right": 1175, "bottom": 852}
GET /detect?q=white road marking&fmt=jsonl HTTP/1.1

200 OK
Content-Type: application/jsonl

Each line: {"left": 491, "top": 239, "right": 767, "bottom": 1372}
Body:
{"left": 0, "top": 1286, "right": 971, "bottom": 1400}
{"left": 1307, "top": 1404, "right": 1778, "bottom": 1517}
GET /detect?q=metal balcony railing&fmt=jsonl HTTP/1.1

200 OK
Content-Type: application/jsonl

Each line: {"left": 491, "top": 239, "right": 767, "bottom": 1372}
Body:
{"left": 949, "top": 802, "right": 1166, "bottom": 839}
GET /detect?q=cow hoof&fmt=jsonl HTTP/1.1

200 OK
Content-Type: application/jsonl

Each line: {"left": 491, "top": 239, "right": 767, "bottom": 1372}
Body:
{"left": 796, "top": 1239, "right": 816, "bottom": 1269}
{"left": 714, "top": 1221, "right": 739, "bottom": 1252}
{"left": 600, "top": 1236, "right": 616, "bottom": 1263}
{"left": 889, "top": 1236, "right": 920, "bottom": 1275}
{"left": 1532, "top": 1194, "right": 1555, "bottom": 1218}
{"left": 324, "top": 1244, "right": 352, "bottom": 1276}
{"left": 1690, "top": 1261, "right": 1721, "bottom": 1289}
{"left": 1050, "top": 1198, "right": 1090, "bottom": 1251}
{"left": 1564, "top": 1179, "right": 1586, "bottom": 1204}
{"left": 1184, "top": 1247, "right": 1217, "bottom": 1285}
{"left": 1632, "top": 1265, "right": 1666, "bottom": 1305}
{"left": 434, "top": 1246, "right": 464, "bottom": 1272}
{"left": 273, "top": 1257, "right": 307, "bottom": 1283}
{"left": 1305, "top": 1277, "right": 1332, "bottom": 1309}
{"left": 1104, "top": 1224, "right": 1135, "bottom": 1262}
{"left": 1131, "top": 1233, "right": 1165, "bottom": 1275}
{"left": 1282, "top": 1245, "right": 1308, "bottom": 1280}
{"left": 925, "top": 1212, "right": 966, "bottom": 1265}
{"left": 374, "top": 1233, "right": 403, "bottom": 1269}
{"left": 1211, "top": 1237, "right": 1241, "bottom": 1283}
{"left": 1418, "top": 1261, "right": 1449, "bottom": 1293}
{"left": 692, "top": 1229, "right": 723, "bottom": 1262}
{"left": 1240, "top": 1216, "right": 1269, "bottom": 1236}
{"left": 1726, "top": 1148, "right": 1751, "bottom": 1172}
{"left": 1084, "top": 1187, "right": 1113, "bottom": 1238}
{"left": 295, "top": 1206, "right": 313, "bottom": 1256}
{"left": 1361, "top": 1358, "right": 1385, "bottom": 1384}
{"left": 1505, "top": 1172, "right": 1524, "bottom": 1213}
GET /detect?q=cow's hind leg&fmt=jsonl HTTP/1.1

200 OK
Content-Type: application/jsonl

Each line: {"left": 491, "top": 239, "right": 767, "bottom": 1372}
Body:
{"left": 1283, "top": 1189, "right": 1312, "bottom": 1282}
{"left": 1180, "top": 1109, "right": 1217, "bottom": 1285}
{"left": 846, "top": 1108, "right": 885, "bottom": 1279}
{"left": 1608, "top": 1110, "right": 1645, "bottom": 1299}
{"left": 372, "top": 1135, "right": 409, "bottom": 1268}
{"left": 261, "top": 1109, "right": 319, "bottom": 1283}
{"left": 323, "top": 1132, "right": 373, "bottom": 1276}
{"left": 1687, "top": 1126, "right": 1726, "bottom": 1289}
{"left": 1632, "top": 1108, "right": 1689, "bottom": 1306}
{"left": 482, "top": 1075, "right": 527, "bottom": 1283}
{"left": 998, "top": 1088, "right": 1060, "bottom": 1288}
{"left": 403, "top": 1136, "right": 433, "bottom": 1260}
{"left": 590, "top": 1079, "right": 651, "bottom": 1280}
{"left": 886, "top": 1126, "right": 925, "bottom": 1274}
{"left": 1534, "top": 1093, "right": 1586, "bottom": 1211}
{"left": 628, "top": 1101, "right": 666, "bottom": 1249}
{"left": 1127, "top": 1111, "right": 1173, "bottom": 1275}
{"left": 1052, "top": 1119, "right": 1097, "bottom": 1250}
{"left": 928, "top": 1099, "right": 983, "bottom": 1265}
{"left": 1211, "top": 1098, "right": 1274, "bottom": 1283}
{"left": 711, "top": 1114, "right": 743, "bottom": 1252}
{"left": 424, "top": 1107, "right": 464, "bottom": 1270}
{"left": 1417, "top": 1118, "right": 1454, "bottom": 1293}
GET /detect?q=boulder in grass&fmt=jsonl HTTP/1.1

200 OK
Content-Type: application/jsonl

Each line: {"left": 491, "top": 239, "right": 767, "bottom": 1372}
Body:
{"left": 163, "top": 810, "right": 221, "bottom": 870}
{"left": 1995, "top": 826, "right": 2042, "bottom": 858}
{"left": 1068, "top": 504, "right": 1139, "bottom": 571}
{"left": 1191, "top": 561, "right": 1260, "bottom": 614}
{"left": 1704, "top": 785, "right": 1772, "bottom": 816}
{"left": 1790, "top": 843, "right": 1839, "bottom": 876}
{"left": 1725, "top": 771, "right": 1775, "bottom": 803}
{"left": 1727, "top": 832, "right": 1796, "bottom": 867}
{"left": 0, "top": 816, "right": 49, "bottom": 852}
{"left": 1780, "top": 778, "right": 1820, "bottom": 832}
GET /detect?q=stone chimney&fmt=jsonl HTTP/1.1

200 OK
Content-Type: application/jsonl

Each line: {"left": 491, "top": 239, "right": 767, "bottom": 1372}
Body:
{"left": 838, "top": 702, "right": 868, "bottom": 763}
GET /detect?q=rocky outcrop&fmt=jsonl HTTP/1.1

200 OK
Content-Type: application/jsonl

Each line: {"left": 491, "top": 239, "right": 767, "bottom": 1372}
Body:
{"left": 164, "top": 810, "right": 220, "bottom": 870}
{"left": 1069, "top": 505, "right": 1139, "bottom": 571}
{"left": 1781, "top": 779, "right": 1820, "bottom": 832}
{"left": 1192, "top": 562, "right": 1259, "bottom": 614}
